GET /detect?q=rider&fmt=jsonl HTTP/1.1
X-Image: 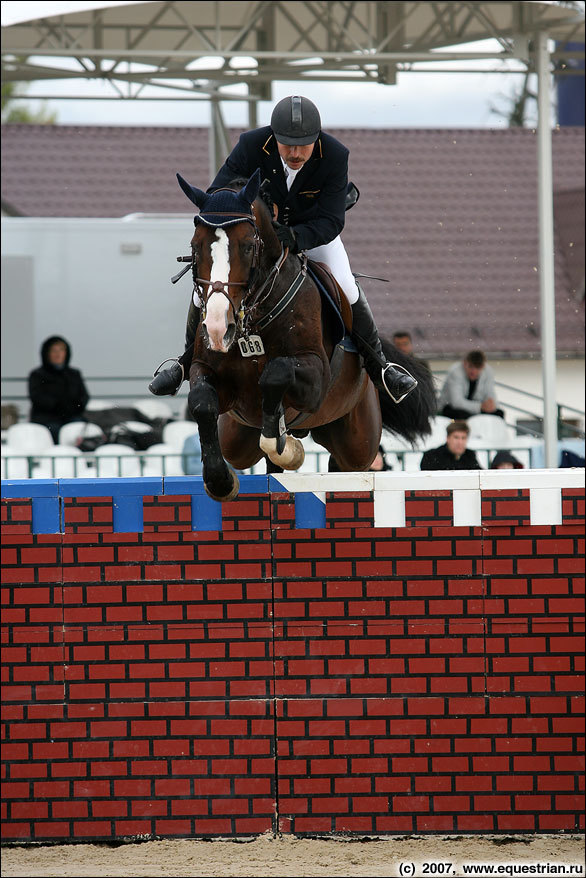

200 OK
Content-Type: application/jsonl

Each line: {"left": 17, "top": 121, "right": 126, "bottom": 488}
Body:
{"left": 149, "top": 95, "right": 417, "bottom": 403}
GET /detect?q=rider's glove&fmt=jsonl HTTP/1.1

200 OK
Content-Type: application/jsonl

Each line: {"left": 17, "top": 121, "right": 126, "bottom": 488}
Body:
{"left": 272, "top": 222, "right": 299, "bottom": 254}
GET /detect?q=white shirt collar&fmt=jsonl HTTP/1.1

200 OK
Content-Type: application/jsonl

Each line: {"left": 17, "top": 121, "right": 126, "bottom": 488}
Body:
{"left": 280, "top": 157, "right": 300, "bottom": 190}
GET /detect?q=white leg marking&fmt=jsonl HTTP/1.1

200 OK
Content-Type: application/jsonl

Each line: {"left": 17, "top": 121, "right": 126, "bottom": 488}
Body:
{"left": 204, "top": 229, "right": 232, "bottom": 351}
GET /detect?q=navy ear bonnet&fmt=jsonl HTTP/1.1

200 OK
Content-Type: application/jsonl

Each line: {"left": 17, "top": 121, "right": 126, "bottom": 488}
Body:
{"left": 176, "top": 169, "right": 261, "bottom": 227}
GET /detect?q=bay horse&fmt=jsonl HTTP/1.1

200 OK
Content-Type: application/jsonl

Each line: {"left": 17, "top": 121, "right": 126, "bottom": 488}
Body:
{"left": 175, "top": 169, "right": 435, "bottom": 501}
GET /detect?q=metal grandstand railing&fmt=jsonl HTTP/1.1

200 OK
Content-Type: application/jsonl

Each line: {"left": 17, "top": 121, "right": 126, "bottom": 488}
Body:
{"left": 3, "top": 374, "right": 584, "bottom": 437}
{"left": 2, "top": 375, "right": 584, "bottom": 478}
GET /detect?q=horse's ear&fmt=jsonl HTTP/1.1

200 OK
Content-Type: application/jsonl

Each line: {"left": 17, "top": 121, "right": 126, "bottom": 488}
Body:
{"left": 176, "top": 173, "right": 207, "bottom": 208}
{"left": 240, "top": 168, "right": 261, "bottom": 206}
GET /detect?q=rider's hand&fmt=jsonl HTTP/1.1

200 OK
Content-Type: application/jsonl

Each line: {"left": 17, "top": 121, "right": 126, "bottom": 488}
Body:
{"left": 272, "top": 222, "right": 299, "bottom": 253}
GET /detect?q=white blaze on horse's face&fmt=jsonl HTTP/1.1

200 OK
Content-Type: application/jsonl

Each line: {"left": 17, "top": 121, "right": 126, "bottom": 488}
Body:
{"left": 203, "top": 228, "right": 233, "bottom": 352}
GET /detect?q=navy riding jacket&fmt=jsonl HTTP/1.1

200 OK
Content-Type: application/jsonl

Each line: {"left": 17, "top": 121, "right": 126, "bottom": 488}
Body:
{"left": 208, "top": 126, "right": 349, "bottom": 252}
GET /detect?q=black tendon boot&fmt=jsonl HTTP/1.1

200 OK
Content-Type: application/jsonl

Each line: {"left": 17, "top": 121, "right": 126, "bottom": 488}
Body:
{"left": 351, "top": 286, "right": 417, "bottom": 403}
{"left": 149, "top": 302, "right": 200, "bottom": 396}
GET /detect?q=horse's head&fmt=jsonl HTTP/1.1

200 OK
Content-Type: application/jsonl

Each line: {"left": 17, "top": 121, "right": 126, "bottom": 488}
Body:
{"left": 177, "top": 169, "right": 279, "bottom": 354}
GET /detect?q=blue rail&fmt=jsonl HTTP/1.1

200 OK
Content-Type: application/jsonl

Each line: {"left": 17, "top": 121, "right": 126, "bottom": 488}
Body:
{"left": 1, "top": 475, "right": 319, "bottom": 533}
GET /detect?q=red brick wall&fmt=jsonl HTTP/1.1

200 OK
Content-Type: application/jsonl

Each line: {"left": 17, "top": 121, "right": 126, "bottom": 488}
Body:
{"left": 2, "top": 488, "right": 584, "bottom": 841}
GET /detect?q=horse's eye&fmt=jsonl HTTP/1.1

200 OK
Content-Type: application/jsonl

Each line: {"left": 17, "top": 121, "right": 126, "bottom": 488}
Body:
{"left": 241, "top": 242, "right": 254, "bottom": 256}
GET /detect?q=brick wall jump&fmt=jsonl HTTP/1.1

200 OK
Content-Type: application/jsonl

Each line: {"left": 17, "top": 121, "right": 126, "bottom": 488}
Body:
{"left": 1, "top": 471, "right": 584, "bottom": 841}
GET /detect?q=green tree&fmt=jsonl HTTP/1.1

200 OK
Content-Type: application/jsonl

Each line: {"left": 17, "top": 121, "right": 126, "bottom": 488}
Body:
{"left": 1, "top": 81, "right": 57, "bottom": 124}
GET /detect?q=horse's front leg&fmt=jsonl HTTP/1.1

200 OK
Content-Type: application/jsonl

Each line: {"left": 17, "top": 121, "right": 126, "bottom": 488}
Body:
{"left": 188, "top": 376, "right": 239, "bottom": 502}
{"left": 258, "top": 354, "right": 327, "bottom": 471}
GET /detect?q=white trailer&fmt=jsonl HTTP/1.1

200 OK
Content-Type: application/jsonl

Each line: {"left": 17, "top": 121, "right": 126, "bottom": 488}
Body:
{"left": 1, "top": 215, "right": 196, "bottom": 417}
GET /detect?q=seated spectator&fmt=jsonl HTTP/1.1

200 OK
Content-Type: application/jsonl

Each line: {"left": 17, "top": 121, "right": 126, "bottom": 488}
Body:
{"left": 369, "top": 444, "right": 392, "bottom": 471}
{"left": 438, "top": 350, "right": 504, "bottom": 420}
{"left": 392, "top": 330, "right": 430, "bottom": 372}
{"left": 28, "top": 336, "right": 89, "bottom": 442}
{"left": 420, "top": 420, "right": 482, "bottom": 471}
{"left": 490, "top": 450, "right": 523, "bottom": 469}
{"left": 181, "top": 431, "right": 202, "bottom": 475}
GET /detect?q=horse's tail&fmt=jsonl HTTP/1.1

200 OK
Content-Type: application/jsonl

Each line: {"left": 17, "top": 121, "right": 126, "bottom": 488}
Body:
{"left": 378, "top": 336, "right": 437, "bottom": 445}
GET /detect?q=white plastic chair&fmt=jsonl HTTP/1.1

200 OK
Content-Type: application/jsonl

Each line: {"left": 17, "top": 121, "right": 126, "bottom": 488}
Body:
{"left": 58, "top": 421, "right": 106, "bottom": 447}
{"left": 132, "top": 399, "right": 174, "bottom": 422}
{"left": 5, "top": 423, "right": 54, "bottom": 453}
{"left": 94, "top": 444, "right": 141, "bottom": 477}
{"left": 467, "top": 414, "right": 517, "bottom": 446}
{"left": 34, "top": 446, "right": 95, "bottom": 478}
{"left": 139, "top": 443, "right": 184, "bottom": 477}
{"left": 1, "top": 446, "right": 31, "bottom": 479}
{"left": 162, "top": 420, "right": 199, "bottom": 449}
{"left": 403, "top": 450, "right": 424, "bottom": 471}
{"left": 85, "top": 399, "right": 114, "bottom": 411}
{"left": 424, "top": 415, "right": 453, "bottom": 449}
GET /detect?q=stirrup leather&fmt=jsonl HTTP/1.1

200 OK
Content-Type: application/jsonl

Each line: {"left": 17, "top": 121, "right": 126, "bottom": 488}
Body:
{"left": 381, "top": 362, "right": 418, "bottom": 404}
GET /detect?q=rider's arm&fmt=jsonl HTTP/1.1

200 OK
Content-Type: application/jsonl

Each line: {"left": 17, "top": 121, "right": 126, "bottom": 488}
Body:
{"left": 441, "top": 366, "right": 482, "bottom": 415}
{"left": 289, "top": 137, "right": 349, "bottom": 251}
{"left": 290, "top": 166, "right": 348, "bottom": 252}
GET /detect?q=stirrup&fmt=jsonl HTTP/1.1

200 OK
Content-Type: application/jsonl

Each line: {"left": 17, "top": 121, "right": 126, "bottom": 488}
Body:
{"left": 150, "top": 358, "right": 185, "bottom": 397}
{"left": 153, "top": 357, "right": 184, "bottom": 378}
{"left": 381, "top": 362, "right": 418, "bottom": 404}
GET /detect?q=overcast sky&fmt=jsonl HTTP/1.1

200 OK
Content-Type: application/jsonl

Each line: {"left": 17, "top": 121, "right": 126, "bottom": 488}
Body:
{"left": 1, "top": 0, "right": 541, "bottom": 128}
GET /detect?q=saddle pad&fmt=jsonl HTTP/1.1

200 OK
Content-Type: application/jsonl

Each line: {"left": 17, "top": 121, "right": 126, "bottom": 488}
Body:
{"left": 306, "top": 261, "right": 350, "bottom": 348}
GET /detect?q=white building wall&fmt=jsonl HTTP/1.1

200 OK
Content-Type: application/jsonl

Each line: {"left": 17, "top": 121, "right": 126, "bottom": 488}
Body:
{"left": 428, "top": 357, "right": 585, "bottom": 433}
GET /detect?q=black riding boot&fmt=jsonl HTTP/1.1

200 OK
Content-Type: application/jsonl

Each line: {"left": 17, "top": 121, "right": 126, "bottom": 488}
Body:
{"left": 149, "top": 302, "right": 200, "bottom": 396}
{"left": 351, "top": 286, "right": 418, "bottom": 403}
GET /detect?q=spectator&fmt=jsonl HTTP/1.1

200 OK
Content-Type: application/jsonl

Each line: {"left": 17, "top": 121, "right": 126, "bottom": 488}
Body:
{"left": 392, "top": 330, "right": 431, "bottom": 372}
{"left": 420, "top": 420, "right": 482, "bottom": 471}
{"left": 490, "top": 450, "right": 523, "bottom": 469}
{"left": 369, "top": 444, "right": 392, "bottom": 471}
{"left": 181, "top": 430, "right": 202, "bottom": 475}
{"left": 28, "top": 336, "right": 89, "bottom": 442}
{"left": 437, "top": 350, "right": 504, "bottom": 420}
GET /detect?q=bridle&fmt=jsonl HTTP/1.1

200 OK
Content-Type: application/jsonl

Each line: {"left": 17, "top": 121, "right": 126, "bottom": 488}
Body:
{"left": 191, "top": 209, "right": 262, "bottom": 325}
{"left": 178, "top": 197, "right": 301, "bottom": 337}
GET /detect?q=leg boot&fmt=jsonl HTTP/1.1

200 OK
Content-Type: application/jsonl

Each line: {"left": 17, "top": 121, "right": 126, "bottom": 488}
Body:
{"left": 149, "top": 302, "right": 200, "bottom": 396}
{"left": 350, "top": 286, "right": 417, "bottom": 403}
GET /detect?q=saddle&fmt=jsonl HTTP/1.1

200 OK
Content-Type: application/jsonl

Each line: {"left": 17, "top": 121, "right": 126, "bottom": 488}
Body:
{"left": 306, "top": 259, "right": 353, "bottom": 345}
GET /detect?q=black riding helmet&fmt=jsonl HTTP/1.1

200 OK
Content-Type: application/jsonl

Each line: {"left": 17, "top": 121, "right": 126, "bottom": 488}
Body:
{"left": 270, "top": 95, "right": 321, "bottom": 145}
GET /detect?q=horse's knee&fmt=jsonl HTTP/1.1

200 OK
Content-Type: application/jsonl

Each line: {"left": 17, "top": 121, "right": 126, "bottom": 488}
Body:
{"left": 188, "top": 381, "right": 218, "bottom": 420}
{"left": 259, "top": 358, "right": 295, "bottom": 409}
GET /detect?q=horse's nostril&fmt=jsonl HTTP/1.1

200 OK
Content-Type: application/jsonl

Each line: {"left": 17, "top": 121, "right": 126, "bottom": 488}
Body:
{"left": 224, "top": 323, "right": 236, "bottom": 349}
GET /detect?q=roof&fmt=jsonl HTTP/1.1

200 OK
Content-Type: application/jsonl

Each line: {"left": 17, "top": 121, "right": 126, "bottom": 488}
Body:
{"left": 1, "top": 123, "right": 584, "bottom": 358}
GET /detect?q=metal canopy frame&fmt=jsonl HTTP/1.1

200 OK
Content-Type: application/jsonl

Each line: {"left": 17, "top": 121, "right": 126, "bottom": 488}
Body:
{"left": 2, "top": 0, "right": 585, "bottom": 467}
{"left": 2, "top": 2, "right": 584, "bottom": 96}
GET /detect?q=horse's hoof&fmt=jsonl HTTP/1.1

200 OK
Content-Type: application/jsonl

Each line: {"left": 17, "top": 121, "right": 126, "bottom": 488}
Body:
{"left": 260, "top": 435, "right": 305, "bottom": 471}
{"left": 204, "top": 471, "right": 240, "bottom": 502}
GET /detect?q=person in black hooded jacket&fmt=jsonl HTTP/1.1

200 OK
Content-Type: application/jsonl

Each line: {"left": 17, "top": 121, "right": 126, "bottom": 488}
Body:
{"left": 28, "top": 336, "right": 90, "bottom": 442}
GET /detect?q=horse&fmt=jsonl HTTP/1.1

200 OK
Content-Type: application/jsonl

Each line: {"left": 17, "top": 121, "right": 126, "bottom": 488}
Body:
{"left": 174, "top": 169, "right": 436, "bottom": 501}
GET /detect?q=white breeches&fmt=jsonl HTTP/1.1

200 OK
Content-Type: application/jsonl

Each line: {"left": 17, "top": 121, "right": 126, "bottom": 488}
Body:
{"left": 192, "top": 234, "right": 360, "bottom": 308}
{"left": 305, "top": 236, "right": 360, "bottom": 305}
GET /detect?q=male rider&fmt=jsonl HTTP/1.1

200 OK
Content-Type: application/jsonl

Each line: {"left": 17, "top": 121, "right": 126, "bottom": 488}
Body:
{"left": 149, "top": 95, "right": 417, "bottom": 403}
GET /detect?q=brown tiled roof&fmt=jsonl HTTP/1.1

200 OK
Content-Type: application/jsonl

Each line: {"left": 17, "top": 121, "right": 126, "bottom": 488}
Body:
{"left": 1, "top": 124, "right": 584, "bottom": 357}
